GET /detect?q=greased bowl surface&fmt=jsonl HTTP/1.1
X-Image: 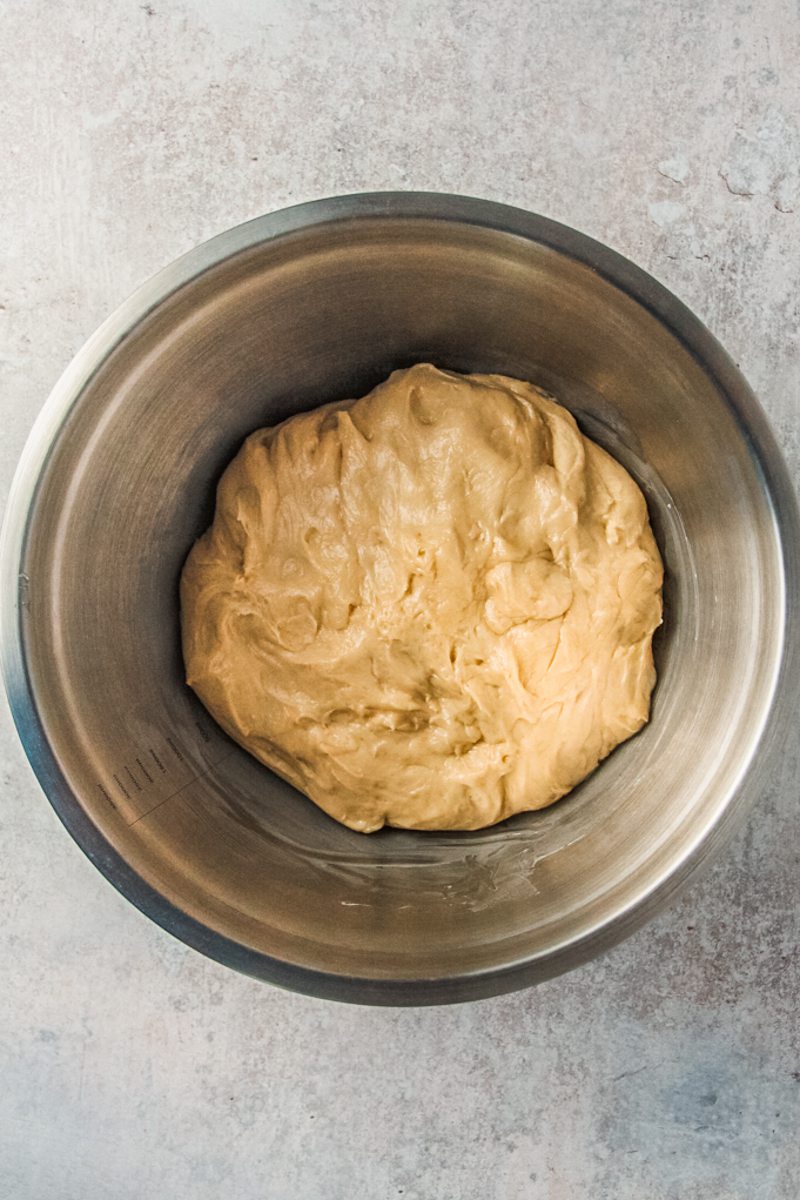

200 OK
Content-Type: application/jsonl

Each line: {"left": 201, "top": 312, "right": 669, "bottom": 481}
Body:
{"left": 2, "top": 193, "right": 798, "bottom": 1004}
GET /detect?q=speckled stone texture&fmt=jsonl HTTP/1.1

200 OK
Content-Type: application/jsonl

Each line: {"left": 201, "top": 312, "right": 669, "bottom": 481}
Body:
{"left": 1, "top": 2, "right": 798, "bottom": 1197}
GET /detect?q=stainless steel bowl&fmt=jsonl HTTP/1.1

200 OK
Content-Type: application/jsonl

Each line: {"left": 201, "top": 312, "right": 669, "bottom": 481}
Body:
{"left": 3, "top": 193, "right": 798, "bottom": 1004}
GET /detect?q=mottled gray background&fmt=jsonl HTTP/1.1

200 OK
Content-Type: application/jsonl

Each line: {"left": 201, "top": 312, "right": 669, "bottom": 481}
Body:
{"left": 2, "top": 1, "right": 799, "bottom": 1197}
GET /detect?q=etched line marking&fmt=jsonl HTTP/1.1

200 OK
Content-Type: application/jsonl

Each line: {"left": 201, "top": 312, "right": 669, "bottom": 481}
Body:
{"left": 125, "top": 765, "right": 142, "bottom": 793}
{"left": 98, "top": 783, "right": 117, "bottom": 811}
{"left": 135, "top": 756, "right": 154, "bottom": 785}
{"left": 113, "top": 773, "right": 130, "bottom": 800}
{"left": 126, "top": 749, "right": 236, "bottom": 827}
{"left": 149, "top": 747, "right": 167, "bottom": 774}
{"left": 166, "top": 736, "right": 185, "bottom": 763}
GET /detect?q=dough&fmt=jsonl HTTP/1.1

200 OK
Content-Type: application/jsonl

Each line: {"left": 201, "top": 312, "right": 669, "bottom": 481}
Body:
{"left": 181, "top": 364, "right": 663, "bottom": 832}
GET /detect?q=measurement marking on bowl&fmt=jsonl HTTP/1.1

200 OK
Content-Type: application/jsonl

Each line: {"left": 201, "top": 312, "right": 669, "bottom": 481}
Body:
{"left": 126, "top": 748, "right": 237, "bottom": 827}
{"left": 97, "top": 783, "right": 117, "bottom": 810}
{"left": 95, "top": 724, "right": 235, "bottom": 825}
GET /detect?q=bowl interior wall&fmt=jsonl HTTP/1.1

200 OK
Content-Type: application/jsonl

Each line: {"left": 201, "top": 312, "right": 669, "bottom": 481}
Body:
{"left": 21, "top": 217, "right": 783, "bottom": 979}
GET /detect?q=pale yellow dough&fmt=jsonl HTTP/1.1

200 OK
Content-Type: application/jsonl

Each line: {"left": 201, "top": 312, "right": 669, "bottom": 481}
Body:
{"left": 181, "top": 364, "right": 663, "bottom": 832}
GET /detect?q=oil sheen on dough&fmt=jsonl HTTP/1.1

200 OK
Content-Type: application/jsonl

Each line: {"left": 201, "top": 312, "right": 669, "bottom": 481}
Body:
{"left": 181, "top": 364, "right": 663, "bottom": 833}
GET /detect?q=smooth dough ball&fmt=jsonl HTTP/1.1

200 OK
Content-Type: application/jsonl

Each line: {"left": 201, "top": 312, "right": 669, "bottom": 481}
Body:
{"left": 181, "top": 364, "right": 663, "bottom": 833}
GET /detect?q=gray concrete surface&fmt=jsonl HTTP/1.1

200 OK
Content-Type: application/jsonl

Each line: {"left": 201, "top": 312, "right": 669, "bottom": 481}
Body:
{"left": 2, "top": 1, "right": 799, "bottom": 1196}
